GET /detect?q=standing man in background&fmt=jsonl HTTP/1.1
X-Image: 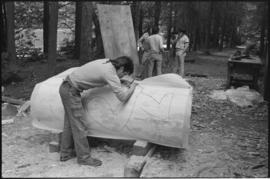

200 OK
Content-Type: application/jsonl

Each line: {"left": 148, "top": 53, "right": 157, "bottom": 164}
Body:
{"left": 137, "top": 27, "right": 152, "bottom": 79}
{"left": 137, "top": 27, "right": 152, "bottom": 53}
{"left": 172, "top": 28, "right": 189, "bottom": 77}
{"left": 145, "top": 26, "right": 164, "bottom": 77}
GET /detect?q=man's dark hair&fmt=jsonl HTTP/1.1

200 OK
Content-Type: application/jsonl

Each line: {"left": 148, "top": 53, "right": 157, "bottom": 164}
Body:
{"left": 178, "top": 28, "right": 186, "bottom": 34}
{"left": 152, "top": 26, "right": 159, "bottom": 34}
{"left": 110, "top": 56, "right": 134, "bottom": 75}
{"left": 144, "top": 27, "right": 151, "bottom": 34}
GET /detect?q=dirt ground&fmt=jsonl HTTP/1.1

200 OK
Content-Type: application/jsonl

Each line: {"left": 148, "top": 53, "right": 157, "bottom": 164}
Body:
{"left": 2, "top": 49, "right": 268, "bottom": 177}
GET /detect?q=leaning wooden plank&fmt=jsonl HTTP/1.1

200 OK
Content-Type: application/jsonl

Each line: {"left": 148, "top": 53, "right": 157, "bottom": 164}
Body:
{"left": 124, "top": 145, "right": 156, "bottom": 177}
{"left": 47, "top": 2, "right": 58, "bottom": 75}
{"left": 97, "top": 4, "right": 139, "bottom": 76}
{"left": 2, "top": 96, "right": 25, "bottom": 105}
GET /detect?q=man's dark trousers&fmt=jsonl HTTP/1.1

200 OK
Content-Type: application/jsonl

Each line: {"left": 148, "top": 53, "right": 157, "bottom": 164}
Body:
{"left": 59, "top": 79, "right": 91, "bottom": 162}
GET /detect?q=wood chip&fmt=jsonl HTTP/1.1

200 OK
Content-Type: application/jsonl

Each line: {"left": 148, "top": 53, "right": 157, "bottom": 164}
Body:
{"left": 2, "top": 118, "right": 14, "bottom": 125}
{"left": 247, "top": 152, "right": 260, "bottom": 156}
{"left": 17, "top": 100, "right": 31, "bottom": 116}
{"left": 17, "top": 164, "right": 31, "bottom": 169}
{"left": 251, "top": 164, "right": 265, "bottom": 170}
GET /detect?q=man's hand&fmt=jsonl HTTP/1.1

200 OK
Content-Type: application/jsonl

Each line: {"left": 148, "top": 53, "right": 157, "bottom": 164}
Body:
{"left": 122, "top": 81, "right": 138, "bottom": 102}
{"left": 127, "top": 80, "right": 138, "bottom": 88}
{"left": 120, "top": 75, "right": 134, "bottom": 87}
{"left": 129, "top": 82, "right": 138, "bottom": 88}
{"left": 121, "top": 78, "right": 131, "bottom": 84}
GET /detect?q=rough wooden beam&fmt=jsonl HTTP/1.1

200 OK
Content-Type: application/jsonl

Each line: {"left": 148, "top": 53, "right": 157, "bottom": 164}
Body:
{"left": 2, "top": 96, "right": 25, "bottom": 105}
{"left": 124, "top": 145, "right": 156, "bottom": 177}
{"left": 49, "top": 141, "right": 60, "bottom": 153}
{"left": 132, "top": 140, "right": 152, "bottom": 156}
{"left": 47, "top": 2, "right": 58, "bottom": 76}
{"left": 5, "top": 2, "right": 17, "bottom": 63}
{"left": 49, "top": 132, "right": 62, "bottom": 153}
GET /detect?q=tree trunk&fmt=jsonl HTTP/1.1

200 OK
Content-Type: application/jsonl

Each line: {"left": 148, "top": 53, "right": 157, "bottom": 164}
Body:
{"left": 264, "top": 43, "right": 269, "bottom": 101}
{"left": 154, "top": 1, "right": 161, "bottom": 28}
{"left": 78, "top": 2, "right": 93, "bottom": 65}
{"left": 0, "top": 1, "right": 7, "bottom": 54}
{"left": 75, "top": 2, "right": 82, "bottom": 59}
{"left": 196, "top": 26, "right": 201, "bottom": 50}
{"left": 200, "top": 24, "right": 205, "bottom": 49}
{"left": 138, "top": 7, "right": 143, "bottom": 37}
{"left": 259, "top": 4, "right": 266, "bottom": 58}
{"left": 5, "top": 2, "right": 16, "bottom": 66}
{"left": 134, "top": 1, "right": 141, "bottom": 41}
{"left": 197, "top": 2, "right": 203, "bottom": 50}
{"left": 229, "top": 17, "right": 236, "bottom": 48}
{"left": 47, "top": 2, "right": 58, "bottom": 76}
{"left": 172, "top": 6, "right": 177, "bottom": 33}
{"left": 219, "top": 2, "right": 228, "bottom": 51}
{"left": 93, "top": 10, "right": 104, "bottom": 59}
{"left": 43, "top": 1, "right": 49, "bottom": 57}
{"left": 212, "top": 4, "right": 220, "bottom": 48}
{"left": 205, "top": 1, "right": 213, "bottom": 49}
{"left": 192, "top": 28, "right": 197, "bottom": 51}
{"left": 166, "top": 2, "right": 173, "bottom": 50}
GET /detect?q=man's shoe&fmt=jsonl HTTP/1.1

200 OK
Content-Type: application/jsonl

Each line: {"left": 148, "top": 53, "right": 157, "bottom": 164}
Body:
{"left": 78, "top": 157, "right": 102, "bottom": 167}
{"left": 60, "top": 151, "right": 76, "bottom": 162}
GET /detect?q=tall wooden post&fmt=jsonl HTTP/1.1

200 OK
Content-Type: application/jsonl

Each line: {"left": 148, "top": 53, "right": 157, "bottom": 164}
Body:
{"left": 74, "top": 2, "right": 81, "bottom": 59}
{"left": 47, "top": 2, "right": 58, "bottom": 76}
{"left": 0, "top": 1, "right": 7, "bottom": 54}
{"left": 154, "top": 1, "right": 161, "bottom": 28}
{"left": 264, "top": 43, "right": 269, "bottom": 101}
{"left": 75, "top": 2, "right": 93, "bottom": 65}
{"left": 131, "top": 1, "right": 140, "bottom": 41}
{"left": 43, "top": 1, "right": 49, "bottom": 57}
{"left": 138, "top": 7, "right": 143, "bottom": 38}
{"left": 166, "top": 2, "right": 172, "bottom": 50}
{"left": 79, "top": 2, "right": 93, "bottom": 65}
{"left": 5, "top": 2, "right": 16, "bottom": 65}
{"left": 93, "top": 10, "right": 104, "bottom": 58}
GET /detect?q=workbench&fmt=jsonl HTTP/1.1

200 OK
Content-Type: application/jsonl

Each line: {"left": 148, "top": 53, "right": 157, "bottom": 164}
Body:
{"left": 227, "top": 55, "right": 262, "bottom": 90}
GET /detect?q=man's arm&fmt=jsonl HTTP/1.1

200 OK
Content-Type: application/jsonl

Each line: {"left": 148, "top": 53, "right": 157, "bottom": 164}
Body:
{"left": 137, "top": 35, "right": 144, "bottom": 47}
{"left": 171, "top": 34, "right": 179, "bottom": 44}
{"left": 138, "top": 33, "right": 149, "bottom": 47}
{"left": 183, "top": 36, "right": 190, "bottom": 53}
{"left": 159, "top": 36, "right": 165, "bottom": 53}
{"left": 104, "top": 72, "right": 138, "bottom": 103}
{"left": 183, "top": 42, "right": 189, "bottom": 53}
{"left": 122, "top": 82, "right": 138, "bottom": 102}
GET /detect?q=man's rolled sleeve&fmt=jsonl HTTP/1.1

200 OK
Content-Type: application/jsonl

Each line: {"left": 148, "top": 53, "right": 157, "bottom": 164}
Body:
{"left": 103, "top": 69, "right": 127, "bottom": 102}
{"left": 159, "top": 36, "right": 164, "bottom": 51}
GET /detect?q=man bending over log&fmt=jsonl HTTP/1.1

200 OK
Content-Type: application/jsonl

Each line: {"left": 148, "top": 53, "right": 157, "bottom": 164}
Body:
{"left": 59, "top": 56, "right": 137, "bottom": 166}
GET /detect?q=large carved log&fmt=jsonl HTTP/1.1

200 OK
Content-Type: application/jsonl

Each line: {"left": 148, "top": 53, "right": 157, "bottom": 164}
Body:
{"left": 30, "top": 68, "right": 192, "bottom": 148}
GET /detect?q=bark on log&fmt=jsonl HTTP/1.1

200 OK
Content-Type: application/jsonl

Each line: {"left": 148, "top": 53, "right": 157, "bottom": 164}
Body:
{"left": 2, "top": 96, "right": 25, "bottom": 105}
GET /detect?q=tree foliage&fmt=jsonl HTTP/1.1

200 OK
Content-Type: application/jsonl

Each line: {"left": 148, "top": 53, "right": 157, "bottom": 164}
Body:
{"left": 2, "top": 1, "right": 268, "bottom": 63}
{"left": 14, "top": 2, "right": 43, "bottom": 30}
{"left": 131, "top": 1, "right": 267, "bottom": 55}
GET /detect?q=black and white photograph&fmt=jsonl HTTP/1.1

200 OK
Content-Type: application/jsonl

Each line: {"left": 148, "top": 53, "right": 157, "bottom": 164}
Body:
{"left": 1, "top": 1, "right": 269, "bottom": 177}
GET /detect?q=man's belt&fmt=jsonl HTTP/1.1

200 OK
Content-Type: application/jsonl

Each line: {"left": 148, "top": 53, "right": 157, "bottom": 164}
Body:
{"left": 64, "top": 76, "right": 83, "bottom": 93}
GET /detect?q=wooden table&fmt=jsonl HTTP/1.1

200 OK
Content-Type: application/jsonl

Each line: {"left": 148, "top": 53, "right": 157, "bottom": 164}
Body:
{"left": 227, "top": 55, "right": 262, "bottom": 90}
